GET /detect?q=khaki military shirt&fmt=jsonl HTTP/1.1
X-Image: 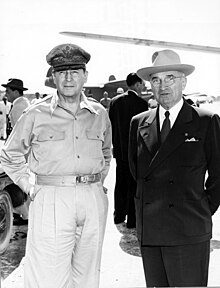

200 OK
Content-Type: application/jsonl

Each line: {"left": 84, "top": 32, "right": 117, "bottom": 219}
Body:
{"left": 10, "top": 96, "right": 30, "bottom": 127}
{"left": 1, "top": 93, "right": 112, "bottom": 193}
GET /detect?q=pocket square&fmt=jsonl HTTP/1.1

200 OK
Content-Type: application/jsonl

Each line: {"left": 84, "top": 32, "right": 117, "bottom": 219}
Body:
{"left": 185, "top": 137, "right": 199, "bottom": 142}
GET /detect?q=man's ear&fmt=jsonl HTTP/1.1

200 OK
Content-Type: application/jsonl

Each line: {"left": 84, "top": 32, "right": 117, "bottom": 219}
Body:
{"left": 84, "top": 71, "right": 88, "bottom": 83}
{"left": 182, "top": 76, "right": 187, "bottom": 90}
{"left": 52, "top": 72, "right": 56, "bottom": 85}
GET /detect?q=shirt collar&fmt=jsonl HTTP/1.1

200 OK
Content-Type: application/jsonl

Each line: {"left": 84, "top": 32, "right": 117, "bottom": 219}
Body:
{"left": 50, "top": 92, "right": 99, "bottom": 115}
{"left": 13, "top": 96, "right": 25, "bottom": 105}
{"left": 128, "top": 89, "right": 138, "bottom": 96}
{"left": 159, "top": 97, "right": 184, "bottom": 128}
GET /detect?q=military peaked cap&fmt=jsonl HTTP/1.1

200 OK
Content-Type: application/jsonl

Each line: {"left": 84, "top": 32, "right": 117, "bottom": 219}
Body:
{"left": 46, "top": 43, "right": 91, "bottom": 72}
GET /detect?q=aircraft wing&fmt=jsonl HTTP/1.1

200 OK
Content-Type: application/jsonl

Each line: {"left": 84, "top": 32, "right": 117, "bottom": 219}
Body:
{"left": 104, "top": 79, "right": 127, "bottom": 90}
{"left": 60, "top": 31, "right": 220, "bottom": 54}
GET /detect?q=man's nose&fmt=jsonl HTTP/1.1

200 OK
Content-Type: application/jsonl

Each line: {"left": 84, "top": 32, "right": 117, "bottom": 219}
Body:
{"left": 65, "top": 71, "right": 72, "bottom": 80}
{"left": 160, "top": 79, "right": 169, "bottom": 89}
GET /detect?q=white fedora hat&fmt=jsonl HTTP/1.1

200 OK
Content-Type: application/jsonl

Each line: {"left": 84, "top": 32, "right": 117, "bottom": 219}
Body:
{"left": 137, "top": 49, "right": 195, "bottom": 81}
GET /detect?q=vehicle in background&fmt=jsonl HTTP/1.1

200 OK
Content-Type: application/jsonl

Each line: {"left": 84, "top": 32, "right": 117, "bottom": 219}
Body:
{"left": 184, "top": 93, "right": 208, "bottom": 106}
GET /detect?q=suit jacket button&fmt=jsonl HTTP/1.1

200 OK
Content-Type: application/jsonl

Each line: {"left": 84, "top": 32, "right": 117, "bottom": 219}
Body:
{"left": 169, "top": 179, "right": 174, "bottom": 184}
{"left": 169, "top": 203, "right": 174, "bottom": 208}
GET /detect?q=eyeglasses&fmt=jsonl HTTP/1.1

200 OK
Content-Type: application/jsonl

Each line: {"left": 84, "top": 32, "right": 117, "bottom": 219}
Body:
{"left": 150, "top": 75, "right": 183, "bottom": 88}
{"left": 57, "top": 70, "right": 79, "bottom": 77}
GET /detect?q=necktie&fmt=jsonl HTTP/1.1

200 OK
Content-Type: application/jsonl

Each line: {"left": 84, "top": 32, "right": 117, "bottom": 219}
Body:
{"left": 160, "top": 110, "right": 170, "bottom": 143}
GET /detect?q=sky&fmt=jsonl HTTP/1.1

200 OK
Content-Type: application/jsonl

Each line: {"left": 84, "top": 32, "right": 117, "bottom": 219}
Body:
{"left": 0, "top": 0, "right": 220, "bottom": 96}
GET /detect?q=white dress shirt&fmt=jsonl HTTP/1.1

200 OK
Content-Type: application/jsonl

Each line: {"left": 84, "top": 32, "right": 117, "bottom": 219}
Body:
{"left": 159, "top": 98, "right": 184, "bottom": 130}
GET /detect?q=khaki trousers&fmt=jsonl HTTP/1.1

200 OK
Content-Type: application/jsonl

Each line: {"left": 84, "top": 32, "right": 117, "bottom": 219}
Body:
{"left": 24, "top": 182, "right": 108, "bottom": 288}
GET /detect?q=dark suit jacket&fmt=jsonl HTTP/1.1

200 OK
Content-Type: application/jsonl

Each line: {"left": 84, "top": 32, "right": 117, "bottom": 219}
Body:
{"left": 129, "top": 101, "right": 220, "bottom": 246}
{"left": 109, "top": 91, "right": 148, "bottom": 161}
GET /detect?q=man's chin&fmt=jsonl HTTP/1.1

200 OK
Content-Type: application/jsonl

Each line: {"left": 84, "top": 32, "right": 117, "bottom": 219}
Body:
{"left": 61, "top": 89, "right": 77, "bottom": 97}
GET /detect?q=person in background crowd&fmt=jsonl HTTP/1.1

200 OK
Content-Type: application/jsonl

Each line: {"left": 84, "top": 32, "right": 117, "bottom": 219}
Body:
{"left": 1, "top": 78, "right": 30, "bottom": 226}
{"left": 2, "top": 96, "right": 12, "bottom": 139}
{"left": 1, "top": 78, "right": 30, "bottom": 128}
{"left": 0, "top": 99, "right": 7, "bottom": 140}
{"left": 129, "top": 49, "right": 220, "bottom": 287}
{"left": 1, "top": 43, "right": 112, "bottom": 288}
{"left": 109, "top": 72, "right": 148, "bottom": 229}
{"left": 31, "top": 92, "right": 41, "bottom": 104}
{"left": 100, "top": 91, "right": 111, "bottom": 112}
{"left": 116, "top": 87, "right": 124, "bottom": 95}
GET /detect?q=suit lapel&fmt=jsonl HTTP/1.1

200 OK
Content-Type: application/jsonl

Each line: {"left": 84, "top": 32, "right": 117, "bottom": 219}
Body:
{"left": 139, "top": 109, "right": 159, "bottom": 156}
{"left": 146, "top": 102, "right": 199, "bottom": 174}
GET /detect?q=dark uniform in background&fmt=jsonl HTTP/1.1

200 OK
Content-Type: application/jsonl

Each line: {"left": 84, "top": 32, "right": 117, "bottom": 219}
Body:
{"left": 109, "top": 72, "right": 148, "bottom": 228}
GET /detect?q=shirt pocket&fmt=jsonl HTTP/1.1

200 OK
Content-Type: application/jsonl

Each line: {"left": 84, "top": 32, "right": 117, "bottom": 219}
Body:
{"left": 36, "top": 130, "right": 65, "bottom": 160}
{"left": 86, "top": 129, "right": 104, "bottom": 158}
{"left": 37, "top": 130, "right": 65, "bottom": 142}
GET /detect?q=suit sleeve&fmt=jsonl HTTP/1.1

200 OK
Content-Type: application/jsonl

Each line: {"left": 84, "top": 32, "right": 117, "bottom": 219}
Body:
{"left": 205, "top": 113, "right": 220, "bottom": 215}
{"left": 128, "top": 116, "right": 138, "bottom": 181}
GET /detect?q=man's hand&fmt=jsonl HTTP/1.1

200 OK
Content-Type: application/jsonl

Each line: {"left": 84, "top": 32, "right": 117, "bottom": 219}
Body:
{"left": 28, "top": 185, "right": 35, "bottom": 201}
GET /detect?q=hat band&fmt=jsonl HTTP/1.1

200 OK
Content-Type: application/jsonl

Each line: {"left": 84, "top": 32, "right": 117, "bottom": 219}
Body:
{"left": 53, "top": 64, "right": 86, "bottom": 72}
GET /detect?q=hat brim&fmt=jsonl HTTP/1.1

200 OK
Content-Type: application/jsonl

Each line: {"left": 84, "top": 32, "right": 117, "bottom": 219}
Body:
{"left": 137, "top": 64, "right": 195, "bottom": 81}
{"left": 52, "top": 63, "right": 86, "bottom": 72}
{"left": 1, "top": 84, "right": 28, "bottom": 91}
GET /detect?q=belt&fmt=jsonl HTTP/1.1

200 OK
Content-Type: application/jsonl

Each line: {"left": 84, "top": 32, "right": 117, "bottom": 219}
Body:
{"left": 35, "top": 173, "right": 101, "bottom": 186}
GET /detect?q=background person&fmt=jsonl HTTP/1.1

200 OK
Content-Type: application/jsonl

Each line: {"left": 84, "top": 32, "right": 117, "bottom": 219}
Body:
{"left": 1, "top": 78, "right": 30, "bottom": 130}
{"left": 31, "top": 92, "right": 41, "bottom": 104}
{"left": 129, "top": 49, "right": 220, "bottom": 287}
{"left": 109, "top": 72, "right": 148, "bottom": 229}
{"left": 1, "top": 78, "right": 30, "bottom": 225}
{"left": 1, "top": 43, "right": 112, "bottom": 288}
{"left": 2, "top": 96, "right": 12, "bottom": 139}
{"left": 0, "top": 99, "right": 7, "bottom": 140}
{"left": 100, "top": 91, "right": 111, "bottom": 112}
{"left": 116, "top": 87, "right": 124, "bottom": 95}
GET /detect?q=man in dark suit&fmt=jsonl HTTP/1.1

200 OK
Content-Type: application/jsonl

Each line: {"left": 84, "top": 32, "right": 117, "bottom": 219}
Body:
{"left": 129, "top": 49, "right": 220, "bottom": 287}
{"left": 109, "top": 73, "right": 148, "bottom": 228}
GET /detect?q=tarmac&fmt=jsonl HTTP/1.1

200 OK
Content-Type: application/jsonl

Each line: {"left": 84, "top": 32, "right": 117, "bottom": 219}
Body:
{"left": 1, "top": 100, "right": 220, "bottom": 288}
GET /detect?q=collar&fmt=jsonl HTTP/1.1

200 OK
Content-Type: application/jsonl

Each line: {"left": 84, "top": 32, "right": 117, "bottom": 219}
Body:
{"left": 159, "top": 97, "right": 184, "bottom": 129}
{"left": 128, "top": 89, "right": 138, "bottom": 96}
{"left": 50, "top": 92, "right": 99, "bottom": 116}
{"left": 12, "top": 96, "right": 26, "bottom": 105}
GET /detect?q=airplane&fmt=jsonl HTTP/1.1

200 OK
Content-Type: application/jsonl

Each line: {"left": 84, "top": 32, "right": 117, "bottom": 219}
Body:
{"left": 45, "top": 30, "right": 220, "bottom": 102}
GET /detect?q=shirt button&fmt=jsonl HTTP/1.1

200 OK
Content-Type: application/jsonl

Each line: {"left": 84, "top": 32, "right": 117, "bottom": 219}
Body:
{"left": 97, "top": 135, "right": 99, "bottom": 139}
{"left": 76, "top": 136, "right": 78, "bottom": 139}
{"left": 77, "top": 155, "right": 80, "bottom": 158}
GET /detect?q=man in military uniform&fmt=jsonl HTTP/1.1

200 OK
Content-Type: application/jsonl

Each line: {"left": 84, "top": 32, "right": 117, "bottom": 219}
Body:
{"left": 1, "top": 43, "right": 112, "bottom": 288}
